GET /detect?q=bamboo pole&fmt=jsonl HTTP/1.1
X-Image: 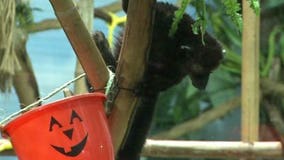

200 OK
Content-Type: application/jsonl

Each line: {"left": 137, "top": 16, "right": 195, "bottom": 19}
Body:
{"left": 241, "top": 0, "right": 260, "bottom": 145}
{"left": 49, "top": 0, "right": 108, "bottom": 91}
{"left": 142, "top": 140, "right": 282, "bottom": 159}
{"left": 74, "top": 0, "right": 94, "bottom": 94}
{"left": 107, "top": 0, "right": 156, "bottom": 154}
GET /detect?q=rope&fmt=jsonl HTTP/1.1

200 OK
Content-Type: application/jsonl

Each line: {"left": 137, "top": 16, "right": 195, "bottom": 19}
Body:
{"left": 0, "top": 73, "right": 86, "bottom": 126}
{"left": 105, "top": 68, "right": 115, "bottom": 95}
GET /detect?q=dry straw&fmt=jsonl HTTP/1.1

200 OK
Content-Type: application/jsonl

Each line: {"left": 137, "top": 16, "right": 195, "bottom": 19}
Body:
{"left": 0, "top": 0, "right": 21, "bottom": 92}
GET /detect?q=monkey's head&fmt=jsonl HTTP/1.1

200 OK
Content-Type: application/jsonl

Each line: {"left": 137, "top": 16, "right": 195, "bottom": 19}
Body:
{"left": 120, "top": 2, "right": 224, "bottom": 93}
{"left": 190, "top": 47, "right": 223, "bottom": 90}
{"left": 152, "top": 2, "right": 224, "bottom": 90}
{"left": 176, "top": 21, "right": 224, "bottom": 90}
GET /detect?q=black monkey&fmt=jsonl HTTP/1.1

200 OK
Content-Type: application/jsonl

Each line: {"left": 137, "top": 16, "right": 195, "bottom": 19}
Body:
{"left": 92, "top": 31, "right": 116, "bottom": 72}
{"left": 92, "top": 2, "right": 223, "bottom": 160}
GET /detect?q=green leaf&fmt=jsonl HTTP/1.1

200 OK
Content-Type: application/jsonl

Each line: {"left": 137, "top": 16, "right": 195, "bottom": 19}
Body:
{"left": 192, "top": 0, "right": 206, "bottom": 45}
{"left": 169, "top": 0, "right": 191, "bottom": 37}
{"left": 221, "top": 0, "right": 243, "bottom": 32}
{"left": 247, "top": 0, "right": 260, "bottom": 15}
{"left": 261, "top": 26, "right": 284, "bottom": 77}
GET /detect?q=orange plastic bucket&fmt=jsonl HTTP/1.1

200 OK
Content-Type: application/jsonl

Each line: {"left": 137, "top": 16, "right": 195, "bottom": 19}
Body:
{"left": 2, "top": 93, "right": 114, "bottom": 160}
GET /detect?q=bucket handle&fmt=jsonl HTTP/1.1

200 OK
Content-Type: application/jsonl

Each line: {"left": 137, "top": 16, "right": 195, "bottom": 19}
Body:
{"left": 0, "top": 73, "right": 86, "bottom": 126}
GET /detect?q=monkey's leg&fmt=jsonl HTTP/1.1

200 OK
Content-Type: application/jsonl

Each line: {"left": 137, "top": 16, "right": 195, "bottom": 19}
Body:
{"left": 86, "top": 31, "right": 116, "bottom": 92}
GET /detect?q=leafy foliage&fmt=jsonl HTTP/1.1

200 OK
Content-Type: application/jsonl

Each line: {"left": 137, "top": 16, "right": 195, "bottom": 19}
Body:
{"left": 261, "top": 26, "right": 284, "bottom": 77}
{"left": 247, "top": 0, "right": 260, "bottom": 15}
{"left": 16, "top": 3, "right": 34, "bottom": 27}
{"left": 170, "top": 0, "right": 246, "bottom": 44}
{"left": 221, "top": 0, "right": 243, "bottom": 31}
{"left": 152, "top": 77, "right": 204, "bottom": 134}
{"left": 169, "top": 0, "right": 191, "bottom": 38}
{"left": 191, "top": 0, "right": 207, "bottom": 45}
{"left": 169, "top": 0, "right": 208, "bottom": 44}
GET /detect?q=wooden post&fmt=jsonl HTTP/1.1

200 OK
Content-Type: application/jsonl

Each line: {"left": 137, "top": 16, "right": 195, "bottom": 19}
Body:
{"left": 74, "top": 0, "right": 94, "bottom": 94}
{"left": 241, "top": 0, "right": 260, "bottom": 149}
{"left": 107, "top": 0, "right": 156, "bottom": 154}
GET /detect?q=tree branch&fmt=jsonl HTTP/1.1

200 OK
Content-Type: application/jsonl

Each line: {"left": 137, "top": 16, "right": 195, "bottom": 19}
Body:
{"left": 261, "top": 78, "right": 284, "bottom": 97}
{"left": 94, "top": 9, "right": 112, "bottom": 24}
{"left": 27, "top": 19, "right": 61, "bottom": 33}
{"left": 27, "top": 2, "right": 123, "bottom": 34}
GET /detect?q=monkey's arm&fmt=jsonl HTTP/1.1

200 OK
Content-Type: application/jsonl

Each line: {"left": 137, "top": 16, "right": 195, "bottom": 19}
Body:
{"left": 92, "top": 31, "right": 116, "bottom": 72}
{"left": 122, "top": 0, "right": 129, "bottom": 12}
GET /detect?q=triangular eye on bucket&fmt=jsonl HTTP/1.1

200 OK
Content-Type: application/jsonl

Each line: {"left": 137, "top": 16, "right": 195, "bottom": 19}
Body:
{"left": 49, "top": 116, "right": 63, "bottom": 132}
{"left": 70, "top": 110, "right": 83, "bottom": 124}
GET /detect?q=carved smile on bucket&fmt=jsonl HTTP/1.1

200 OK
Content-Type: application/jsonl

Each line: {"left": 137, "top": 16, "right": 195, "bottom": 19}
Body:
{"left": 49, "top": 110, "right": 88, "bottom": 157}
{"left": 51, "top": 134, "right": 88, "bottom": 157}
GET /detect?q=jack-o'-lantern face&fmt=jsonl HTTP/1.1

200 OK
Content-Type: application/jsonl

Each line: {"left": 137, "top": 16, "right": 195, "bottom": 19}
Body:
{"left": 49, "top": 110, "right": 88, "bottom": 157}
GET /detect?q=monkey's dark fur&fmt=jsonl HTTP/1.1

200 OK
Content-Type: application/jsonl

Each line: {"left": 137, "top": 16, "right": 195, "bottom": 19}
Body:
{"left": 92, "top": 2, "right": 223, "bottom": 160}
